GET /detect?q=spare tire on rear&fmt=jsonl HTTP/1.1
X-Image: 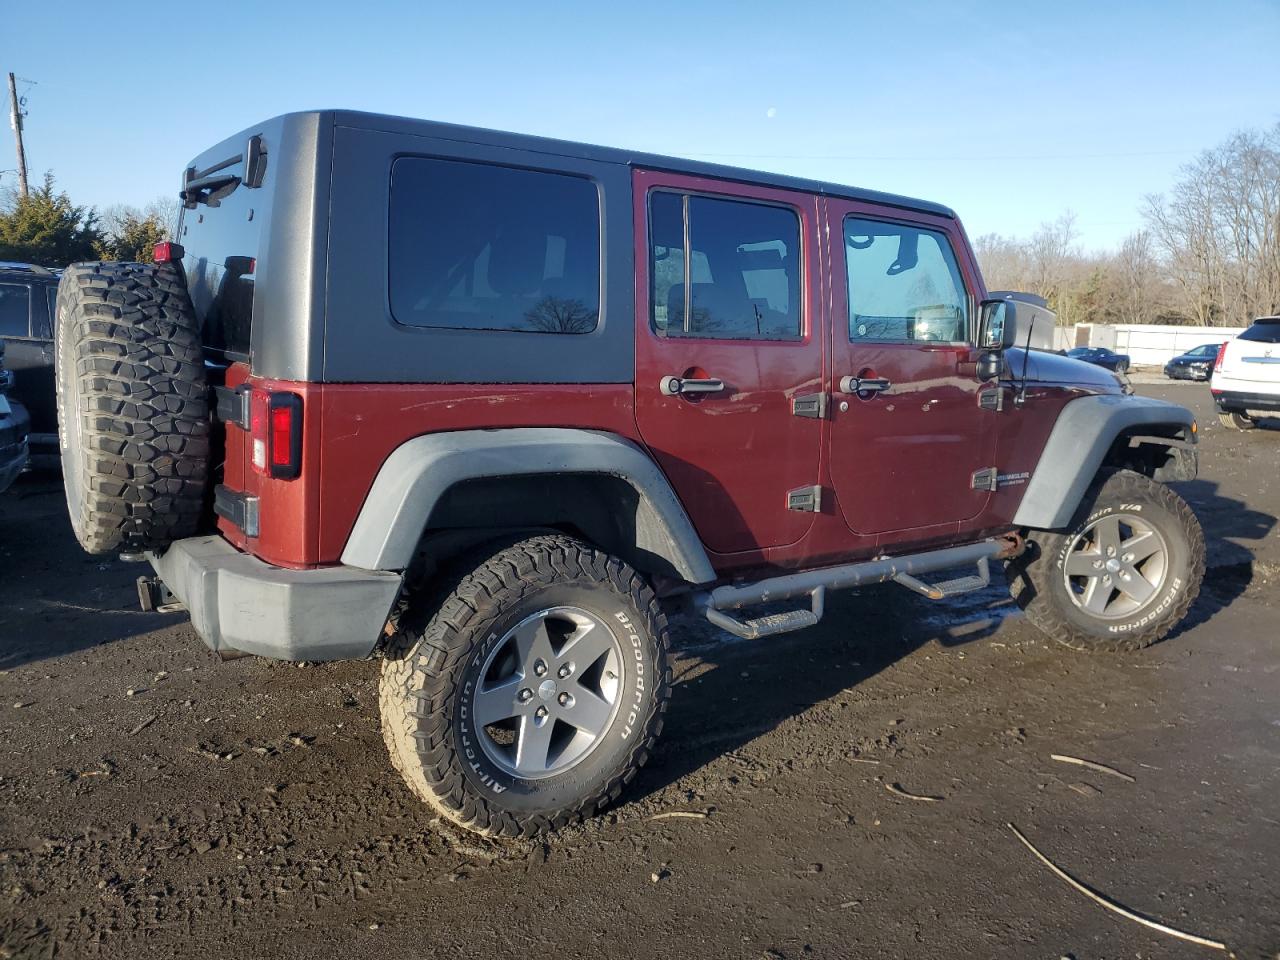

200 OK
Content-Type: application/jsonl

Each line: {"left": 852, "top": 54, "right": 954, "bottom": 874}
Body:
{"left": 54, "top": 261, "right": 210, "bottom": 555}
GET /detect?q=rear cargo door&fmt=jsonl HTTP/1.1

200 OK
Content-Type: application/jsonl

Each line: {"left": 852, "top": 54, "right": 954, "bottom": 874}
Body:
{"left": 1220, "top": 319, "right": 1280, "bottom": 385}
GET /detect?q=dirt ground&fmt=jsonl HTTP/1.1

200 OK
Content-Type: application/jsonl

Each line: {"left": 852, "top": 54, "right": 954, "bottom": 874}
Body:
{"left": 1, "top": 382, "right": 1277, "bottom": 960}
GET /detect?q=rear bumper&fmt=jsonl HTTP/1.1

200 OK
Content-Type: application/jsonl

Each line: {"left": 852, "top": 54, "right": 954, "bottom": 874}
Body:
{"left": 1212, "top": 389, "right": 1280, "bottom": 413}
{"left": 0, "top": 401, "right": 31, "bottom": 493}
{"left": 147, "top": 535, "right": 403, "bottom": 660}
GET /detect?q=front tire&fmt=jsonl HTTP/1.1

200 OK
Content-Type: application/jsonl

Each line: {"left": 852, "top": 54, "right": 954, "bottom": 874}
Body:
{"left": 379, "top": 534, "right": 671, "bottom": 837}
{"left": 1007, "top": 470, "right": 1204, "bottom": 652}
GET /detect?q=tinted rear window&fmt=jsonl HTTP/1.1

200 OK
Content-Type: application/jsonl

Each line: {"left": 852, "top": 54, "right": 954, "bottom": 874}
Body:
{"left": 1240, "top": 322, "right": 1280, "bottom": 344}
{"left": 177, "top": 119, "right": 284, "bottom": 362}
{"left": 0, "top": 283, "right": 30, "bottom": 337}
{"left": 389, "top": 158, "right": 601, "bottom": 335}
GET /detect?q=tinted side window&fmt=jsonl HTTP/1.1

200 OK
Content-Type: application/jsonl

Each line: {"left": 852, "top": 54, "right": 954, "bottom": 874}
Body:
{"left": 650, "top": 193, "right": 801, "bottom": 341}
{"left": 1240, "top": 323, "right": 1280, "bottom": 344}
{"left": 0, "top": 283, "right": 31, "bottom": 337}
{"left": 844, "top": 218, "right": 968, "bottom": 343}
{"left": 390, "top": 158, "right": 600, "bottom": 335}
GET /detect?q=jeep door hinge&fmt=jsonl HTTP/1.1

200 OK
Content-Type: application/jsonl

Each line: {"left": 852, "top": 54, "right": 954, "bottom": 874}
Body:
{"left": 978, "top": 387, "right": 1005, "bottom": 412}
{"left": 792, "top": 393, "right": 828, "bottom": 419}
{"left": 971, "top": 467, "right": 999, "bottom": 492}
{"left": 787, "top": 485, "right": 823, "bottom": 512}
{"left": 214, "top": 384, "right": 252, "bottom": 430}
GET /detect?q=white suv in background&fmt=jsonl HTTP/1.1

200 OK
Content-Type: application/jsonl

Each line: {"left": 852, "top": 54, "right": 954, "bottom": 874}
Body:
{"left": 1211, "top": 316, "right": 1280, "bottom": 430}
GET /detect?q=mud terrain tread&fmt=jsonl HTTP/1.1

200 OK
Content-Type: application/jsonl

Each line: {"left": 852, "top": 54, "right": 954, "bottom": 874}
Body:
{"left": 1008, "top": 470, "right": 1204, "bottom": 653}
{"left": 379, "top": 534, "right": 671, "bottom": 838}
{"left": 55, "top": 262, "right": 209, "bottom": 554}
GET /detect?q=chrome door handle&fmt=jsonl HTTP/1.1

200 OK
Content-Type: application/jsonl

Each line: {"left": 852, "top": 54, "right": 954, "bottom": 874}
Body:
{"left": 838, "top": 375, "right": 892, "bottom": 395}
{"left": 661, "top": 375, "right": 725, "bottom": 396}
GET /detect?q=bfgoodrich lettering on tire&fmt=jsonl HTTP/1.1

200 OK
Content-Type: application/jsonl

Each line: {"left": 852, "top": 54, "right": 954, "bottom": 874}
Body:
{"left": 1007, "top": 469, "right": 1204, "bottom": 652}
{"left": 54, "top": 261, "right": 209, "bottom": 555}
{"left": 378, "top": 534, "right": 671, "bottom": 837}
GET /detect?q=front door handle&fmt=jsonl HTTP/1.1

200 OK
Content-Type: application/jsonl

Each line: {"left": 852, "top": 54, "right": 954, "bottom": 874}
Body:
{"left": 661, "top": 375, "right": 725, "bottom": 396}
{"left": 838, "top": 375, "right": 892, "bottom": 395}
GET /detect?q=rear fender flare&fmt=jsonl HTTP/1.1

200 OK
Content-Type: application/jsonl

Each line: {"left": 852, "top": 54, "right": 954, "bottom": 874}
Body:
{"left": 340, "top": 428, "right": 717, "bottom": 584}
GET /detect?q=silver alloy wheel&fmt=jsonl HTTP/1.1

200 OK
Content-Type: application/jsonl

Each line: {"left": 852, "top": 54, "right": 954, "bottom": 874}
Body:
{"left": 471, "top": 606, "right": 623, "bottom": 779}
{"left": 1062, "top": 513, "right": 1169, "bottom": 619}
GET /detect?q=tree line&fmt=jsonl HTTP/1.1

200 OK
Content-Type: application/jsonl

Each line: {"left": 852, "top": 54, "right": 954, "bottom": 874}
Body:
{"left": 976, "top": 122, "right": 1279, "bottom": 328}
{"left": 0, "top": 173, "right": 175, "bottom": 266}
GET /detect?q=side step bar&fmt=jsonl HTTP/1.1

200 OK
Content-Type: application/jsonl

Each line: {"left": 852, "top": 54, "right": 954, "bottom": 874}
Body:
{"left": 693, "top": 539, "right": 1011, "bottom": 640}
{"left": 893, "top": 556, "right": 991, "bottom": 600}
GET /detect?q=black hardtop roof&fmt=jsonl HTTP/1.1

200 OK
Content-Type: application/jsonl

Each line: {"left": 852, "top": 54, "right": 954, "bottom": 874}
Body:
{"left": 263, "top": 110, "right": 958, "bottom": 220}
{"left": 0, "top": 262, "right": 58, "bottom": 280}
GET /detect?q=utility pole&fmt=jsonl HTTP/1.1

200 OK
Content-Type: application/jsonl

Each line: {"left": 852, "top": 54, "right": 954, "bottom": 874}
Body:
{"left": 7, "top": 72, "right": 29, "bottom": 199}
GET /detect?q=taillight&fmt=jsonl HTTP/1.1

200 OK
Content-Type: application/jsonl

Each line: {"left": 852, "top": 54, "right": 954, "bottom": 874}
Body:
{"left": 152, "top": 241, "right": 185, "bottom": 263}
{"left": 1213, "top": 341, "right": 1228, "bottom": 371}
{"left": 249, "top": 389, "right": 303, "bottom": 480}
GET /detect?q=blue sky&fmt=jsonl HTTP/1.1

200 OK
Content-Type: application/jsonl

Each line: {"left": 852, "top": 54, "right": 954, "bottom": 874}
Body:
{"left": 3, "top": 0, "right": 1277, "bottom": 250}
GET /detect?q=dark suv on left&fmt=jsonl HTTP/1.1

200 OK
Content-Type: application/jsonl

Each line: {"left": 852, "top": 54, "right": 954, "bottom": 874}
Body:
{"left": 0, "top": 337, "right": 30, "bottom": 492}
{"left": 0, "top": 262, "right": 58, "bottom": 466}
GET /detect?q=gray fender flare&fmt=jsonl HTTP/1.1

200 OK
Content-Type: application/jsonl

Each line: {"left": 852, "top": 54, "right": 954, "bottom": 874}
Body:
{"left": 340, "top": 428, "right": 717, "bottom": 584}
{"left": 1013, "top": 394, "right": 1197, "bottom": 531}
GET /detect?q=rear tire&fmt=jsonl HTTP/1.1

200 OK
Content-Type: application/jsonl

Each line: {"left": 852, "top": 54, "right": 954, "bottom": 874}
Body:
{"left": 379, "top": 534, "right": 671, "bottom": 837}
{"left": 1218, "top": 410, "right": 1256, "bottom": 431}
{"left": 1007, "top": 470, "right": 1203, "bottom": 653}
{"left": 54, "top": 262, "right": 209, "bottom": 555}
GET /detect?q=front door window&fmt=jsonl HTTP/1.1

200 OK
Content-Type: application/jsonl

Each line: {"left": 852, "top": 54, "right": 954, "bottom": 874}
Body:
{"left": 843, "top": 218, "right": 968, "bottom": 345}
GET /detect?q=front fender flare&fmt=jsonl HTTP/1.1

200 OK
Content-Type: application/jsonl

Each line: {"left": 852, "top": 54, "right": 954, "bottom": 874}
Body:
{"left": 340, "top": 428, "right": 717, "bottom": 584}
{"left": 1013, "top": 394, "right": 1197, "bottom": 530}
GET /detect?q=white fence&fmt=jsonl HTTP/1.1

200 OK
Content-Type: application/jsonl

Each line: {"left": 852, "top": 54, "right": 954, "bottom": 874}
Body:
{"left": 1071, "top": 324, "right": 1245, "bottom": 367}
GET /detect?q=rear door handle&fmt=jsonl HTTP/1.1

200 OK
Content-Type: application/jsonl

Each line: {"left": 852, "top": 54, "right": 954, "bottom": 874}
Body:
{"left": 661, "top": 376, "right": 725, "bottom": 396}
{"left": 838, "top": 376, "right": 891, "bottom": 395}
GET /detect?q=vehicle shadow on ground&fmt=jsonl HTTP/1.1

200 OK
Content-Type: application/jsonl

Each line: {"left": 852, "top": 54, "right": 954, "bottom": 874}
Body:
{"left": 0, "top": 475, "right": 184, "bottom": 669}
{"left": 632, "top": 579, "right": 1013, "bottom": 801}
{"left": 632, "top": 477, "right": 1273, "bottom": 801}
{"left": 1166, "top": 477, "right": 1277, "bottom": 637}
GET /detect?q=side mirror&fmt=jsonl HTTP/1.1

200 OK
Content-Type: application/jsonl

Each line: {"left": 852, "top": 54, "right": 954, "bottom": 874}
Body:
{"left": 979, "top": 300, "right": 1018, "bottom": 350}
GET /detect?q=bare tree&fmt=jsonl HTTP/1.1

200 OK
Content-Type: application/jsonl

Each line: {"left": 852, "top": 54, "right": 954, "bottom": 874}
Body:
{"left": 1145, "top": 123, "right": 1280, "bottom": 325}
{"left": 523, "top": 296, "right": 598, "bottom": 334}
{"left": 1114, "top": 231, "right": 1158, "bottom": 324}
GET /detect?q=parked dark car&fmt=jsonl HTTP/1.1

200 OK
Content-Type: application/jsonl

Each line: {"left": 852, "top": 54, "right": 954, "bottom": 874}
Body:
{"left": 1164, "top": 343, "right": 1222, "bottom": 381}
{"left": 1066, "top": 345, "right": 1130, "bottom": 373}
{"left": 0, "top": 338, "right": 31, "bottom": 493}
{"left": 0, "top": 262, "right": 58, "bottom": 466}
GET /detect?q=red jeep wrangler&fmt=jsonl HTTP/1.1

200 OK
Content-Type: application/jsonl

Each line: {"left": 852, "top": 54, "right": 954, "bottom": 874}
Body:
{"left": 54, "top": 111, "right": 1204, "bottom": 837}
